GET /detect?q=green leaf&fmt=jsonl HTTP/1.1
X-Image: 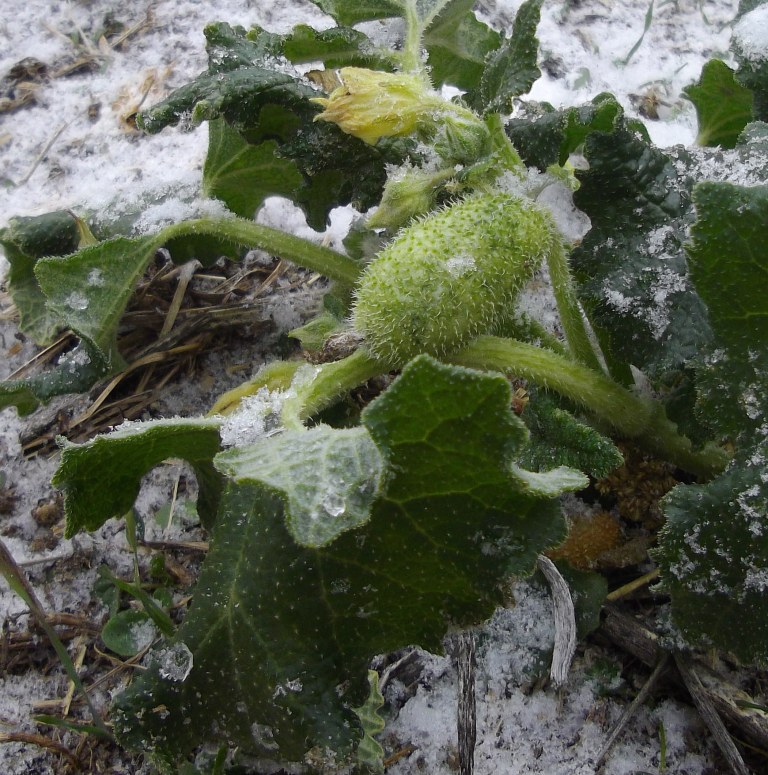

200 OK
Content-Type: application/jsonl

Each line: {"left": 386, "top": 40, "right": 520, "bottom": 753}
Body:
{"left": 308, "top": 0, "right": 403, "bottom": 25}
{"left": 282, "top": 24, "right": 395, "bottom": 70}
{"left": 101, "top": 610, "right": 159, "bottom": 657}
{"left": 423, "top": 0, "right": 501, "bottom": 90}
{"left": 139, "top": 22, "right": 407, "bottom": 229}
{"left": 0, "top": 211, "right": 82, "bottom": 345}
{"left": 215, "top": 425, "right": 385, "bottom": 547}
{"left": 571, "top": 125, "right": 712, "bottom": 378}
{"left": 684, "top": 59, "right": 753, "bottom": 148}
{"left": 520, "top": 392, "right": 624, "bottom": 479}
{"left": 687, "top": 182, "right": 768, "bottom": 351}
{"left": 203, "top": 120, "right": 303, "bottom": 218}
{"left": 466, "top": 0, "right": 542, "bottom": 114}
{"left": 53, "top": 417, "right": 223, "bottom": 537}
{"left": 656, "top": 182, "right": 768, "bottom": 664}
{"left": 112, "top": 356, "right": 578, "bottom": 764}
{"left": 0, "top": 343, "right": 109, "bottom": 416}
{"left": 505, "top": 93, "right": 631, "bottom": 170}
{"left": 35, "top": 235, "right": 162, "bottom": 371}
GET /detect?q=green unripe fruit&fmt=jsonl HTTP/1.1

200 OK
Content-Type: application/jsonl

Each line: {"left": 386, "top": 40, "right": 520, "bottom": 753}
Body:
{"left": 353, "top": 192, "right": 560, "bottom": 366}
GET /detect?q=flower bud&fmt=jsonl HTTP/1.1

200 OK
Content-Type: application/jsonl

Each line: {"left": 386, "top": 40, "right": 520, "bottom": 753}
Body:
{"left": 367, "top": 169, "right": 440, "bottom": 230}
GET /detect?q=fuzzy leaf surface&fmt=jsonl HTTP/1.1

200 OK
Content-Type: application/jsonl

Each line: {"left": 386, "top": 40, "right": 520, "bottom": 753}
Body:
{"left": 656, "top": 182, "right": 768, "bottom": 663}
{"left": 203, "top": 120, "right": 303, "bottom": 218}
{"left": 215, "top": 425, "right": 385, "bottom": 547}
{"left": 112, "top": 356, "right": 576, "bottom": 763}
{"left": 0, "top": 212, "right": 81, "bottom": 345}
{"left": 683, "top": 59, "right": 753, "bottom": 148}
{"left": 54, "top": 418, "right": 223, "bottom": 537}
{"left": 571, "top": 124, "right": 712, "bottom": 378}
{"left": 423, "top": 0, "right": 501, "bottom": 89}
{"left": 35, "top": 236, "right": 162, "bottom": 371}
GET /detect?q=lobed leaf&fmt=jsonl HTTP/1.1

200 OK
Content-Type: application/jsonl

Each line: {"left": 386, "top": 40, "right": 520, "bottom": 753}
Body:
{"left": 683, "top": 59, "right": 753, "bottom": 149}
{"left": 112, "top": 356, "right": 580, "bottom": 764}
{"left": 54, "top": 417, "right": 223, "bottom": 537}
{"left": 215, "top": 425, "right": 385, "bottom": 548}
{"left": 656, "top": 181, "right": 768, "bottom": 664}
{"left": 466, "top": 0, "right": 542, "bottom": 115}
{"left": 203, "top": 120, "right": 303, "bottom": 219}
{"left": 0, "top": 211, "right": 82, "bottom": 345}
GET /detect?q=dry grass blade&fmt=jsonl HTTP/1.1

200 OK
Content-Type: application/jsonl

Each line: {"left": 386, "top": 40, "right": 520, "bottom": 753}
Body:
{"left": 456, "top": 631, "right": 476, "bottom": 775}
{"left": 0, "top": 730, "right": 80, "bottom": 769}
{"left": 595, "top": 654, "right": 670, "bottom": 770}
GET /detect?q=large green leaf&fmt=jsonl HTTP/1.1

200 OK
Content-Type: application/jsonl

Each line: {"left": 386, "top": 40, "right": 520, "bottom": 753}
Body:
{"left": 112, "top": 356, "right": 580, "bottom": 764}
{"left": 466, "top": 0, "right": 542, "bottom": 114}
{"left": 656, "top": 182, "right": 768, "bottom": 664}
{"left": 281, "top": 24, "right": 396, "bottom": 70}
{"left": 308, "top": 0, "right": 402, "bottom": 25}
{"left": 203, "top": 120, "right": 303, "bottom": 219}
{"left": 53, "top": 417, "right": 224, "bottom": 536}
{"left": 683, "top": 59, "right": 753, "bottom": 148}
{"left": 571, "top": 125, "right": 712, "bottom": 379}
{"left": 0, "top": 212, "right": 82, "bottom": 345}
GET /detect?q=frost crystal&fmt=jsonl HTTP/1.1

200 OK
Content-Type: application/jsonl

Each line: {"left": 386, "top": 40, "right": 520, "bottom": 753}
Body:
{"left": 65, "top": 291, "right": 89, "bottom": 311}
{"left": 155, "top": 642, "right": 194, "bottom": 682}
{"left": 219, "top": 386, "right": 290, "bottom": 447}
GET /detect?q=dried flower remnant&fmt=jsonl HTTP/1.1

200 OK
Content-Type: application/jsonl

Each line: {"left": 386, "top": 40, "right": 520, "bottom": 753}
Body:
{"left": 547, "top": 510, "right": 622, "bottom": 570}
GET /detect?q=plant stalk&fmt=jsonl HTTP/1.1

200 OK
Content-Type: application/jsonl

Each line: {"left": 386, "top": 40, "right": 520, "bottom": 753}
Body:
{"left": 546, "top": 239, "right": 605, "bottom": 372}
{"left": 449, "top": 336, "right": 730, "bottom": 479}
{"left": 159, "top": 217, "right": 362, "bottom": 288}
{"left": 281, "top": 348, "right": 386, "bottom": 429}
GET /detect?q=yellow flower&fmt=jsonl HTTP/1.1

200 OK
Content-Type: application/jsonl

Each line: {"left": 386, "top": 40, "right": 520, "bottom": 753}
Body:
{"left": 312, "top": 67, "right": 442, "bottom": 144}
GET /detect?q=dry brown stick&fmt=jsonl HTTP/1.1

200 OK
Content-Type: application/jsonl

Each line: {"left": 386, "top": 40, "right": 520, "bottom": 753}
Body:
{"left": 595, "top": 653, "right": 670, "bottom": 770}
{"left": 457, "top": 631, "right": 476, "bottom": 775}
{"left": 600, "top": 608, "right": 768, "bottom": 753}
{"left": 0, "top": 731, "right": 80, "bottom": 769}
{"left": 674, "top": 654, "right": 751, "bottom": 775}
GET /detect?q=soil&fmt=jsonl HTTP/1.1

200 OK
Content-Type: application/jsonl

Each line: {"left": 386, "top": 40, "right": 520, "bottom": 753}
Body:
{"left": 1, "top": 1, "right": 765, "bottom": 774}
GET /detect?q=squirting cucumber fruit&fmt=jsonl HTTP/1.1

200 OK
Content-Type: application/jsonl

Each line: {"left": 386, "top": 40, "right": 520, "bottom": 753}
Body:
{"left": 353, "top": 192, "right": 560, "bottom": 366}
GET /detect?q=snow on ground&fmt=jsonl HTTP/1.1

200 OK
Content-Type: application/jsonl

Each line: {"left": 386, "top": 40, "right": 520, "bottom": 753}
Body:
{"left": 0, "top": 0, "right": 742, "bottom": 772}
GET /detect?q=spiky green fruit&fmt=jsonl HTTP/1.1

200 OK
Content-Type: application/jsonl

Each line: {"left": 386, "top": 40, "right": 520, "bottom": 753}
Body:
{"left": 353, "top": 192, "right": 559, "bottom": 367}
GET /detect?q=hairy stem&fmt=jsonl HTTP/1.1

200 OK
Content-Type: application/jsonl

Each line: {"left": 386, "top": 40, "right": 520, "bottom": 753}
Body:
{"left": 546, "top": 239, "right": 604, "bottom": 372}
{"left": 485, "top": 113, "right": 525, "bottom": 177}
{"left": 159, "top": 217, "right": 362, "bottom": 287}
{"left": 281, "top": 348, "right": 386, "bottom": 429}
{"left": 449, "top": 336, "right": 729, "bottom": 479}
{"left": 401, "top": 6, "right": 424, "bottom": 74}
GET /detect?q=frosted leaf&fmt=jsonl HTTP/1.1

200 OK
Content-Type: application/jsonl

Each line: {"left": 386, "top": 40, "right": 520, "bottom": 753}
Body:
{"left": 87, "top": 268, "right": 105, "bottom": 286}
{"left": 733, "top": 6, "right": 768, "bottom": 63}
{"left": 219, "top": 387, "right": 290, "bottom": 447}
{"left": 155, "top": 642, "right": 194, "bottom": 682}
{"left": 65, "top": 291, "right": 89, "bottom": 310}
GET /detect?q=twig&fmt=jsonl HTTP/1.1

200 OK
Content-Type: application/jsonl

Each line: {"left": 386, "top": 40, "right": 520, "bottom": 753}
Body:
{"left": 675, "top": 655, "right": 751, "bottom": 775}
{"left": 0, "top": 537, "right": 111, "bottom": 738}
{"left": 457, "top": 631, "right": 476, "bottom": 775}
{"left": 537, "top": 555, "right": 576, "bottom": 686}
{"left": 595, "top": 654, "right": 670, "bottom": 769}
{"left": 605, "top": 568, "right": 660, "bottom": 601}
{"left": 0, "top": 731, "right": 80, "bottom": 769}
